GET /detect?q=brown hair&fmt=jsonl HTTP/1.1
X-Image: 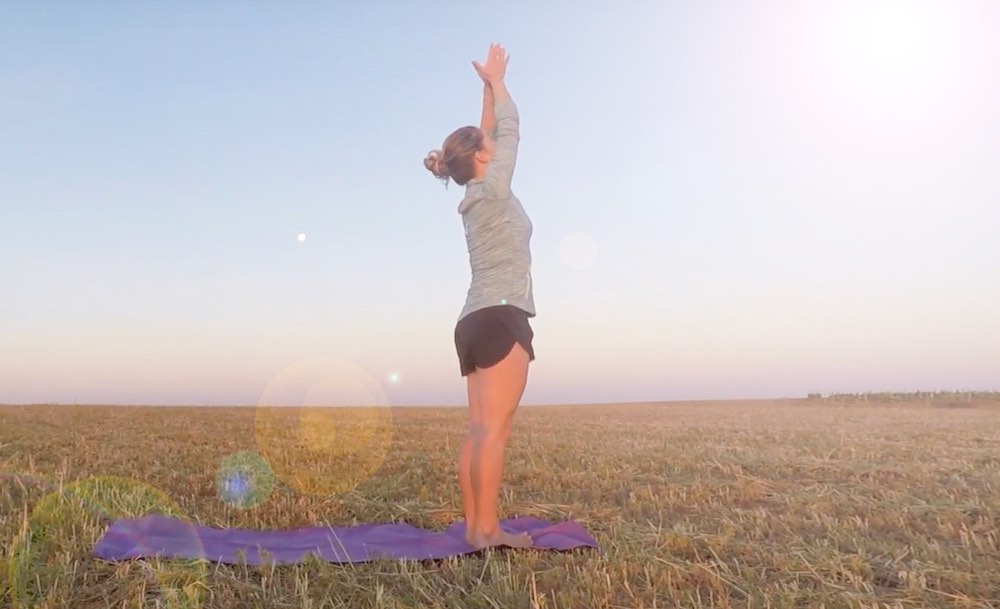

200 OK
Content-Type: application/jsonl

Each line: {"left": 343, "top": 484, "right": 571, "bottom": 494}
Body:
{"left": 424, "top": 126, "right": 483, "bottom": 186}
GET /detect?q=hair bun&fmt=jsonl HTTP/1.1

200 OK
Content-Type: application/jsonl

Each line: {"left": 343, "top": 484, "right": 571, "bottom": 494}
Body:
{"left": 424, "top": 149, "right": 449, "bottom": 180}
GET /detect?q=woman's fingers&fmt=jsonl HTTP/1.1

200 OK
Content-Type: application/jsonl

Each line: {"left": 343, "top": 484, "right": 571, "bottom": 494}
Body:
{"left": 486, "top": 45, "right": 506, "bottom": 72}
{"left": 474, "top": 43, "right": 508, "bottom": 81}
{"left": 472, "top": 60, "right": 489, "bottom": 82}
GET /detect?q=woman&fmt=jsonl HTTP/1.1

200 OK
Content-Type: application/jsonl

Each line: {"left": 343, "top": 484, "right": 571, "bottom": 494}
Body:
{"left": 424, "top": 43, "right": 535, "bottom": 550}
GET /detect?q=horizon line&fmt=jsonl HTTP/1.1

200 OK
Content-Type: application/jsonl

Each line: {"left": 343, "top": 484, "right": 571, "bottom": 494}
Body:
{"left": 4, "top": 390, "right": 998, "bottom": 409}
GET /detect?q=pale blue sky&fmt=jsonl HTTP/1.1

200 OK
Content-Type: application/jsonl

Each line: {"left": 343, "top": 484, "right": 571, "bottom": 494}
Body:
{"left": 2, "top": 1, "right": 998, "bottom": 406}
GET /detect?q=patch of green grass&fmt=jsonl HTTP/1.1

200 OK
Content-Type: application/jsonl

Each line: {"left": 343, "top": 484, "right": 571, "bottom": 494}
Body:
{"left": 2, "top": 400, "right": 999, "bottom": 608}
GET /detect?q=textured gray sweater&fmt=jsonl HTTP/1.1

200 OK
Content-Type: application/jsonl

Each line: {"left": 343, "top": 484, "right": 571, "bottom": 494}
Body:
{"left": 456, "top": 97, "right": 535, "bottom": 322}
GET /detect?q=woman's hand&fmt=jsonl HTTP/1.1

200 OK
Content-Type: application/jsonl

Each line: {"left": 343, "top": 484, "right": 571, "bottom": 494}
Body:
{"left": 472, "top": 59, "right": 490, "bottom": 84}
{"left": 472, "top": 43, "right": 509, "bottom": 85}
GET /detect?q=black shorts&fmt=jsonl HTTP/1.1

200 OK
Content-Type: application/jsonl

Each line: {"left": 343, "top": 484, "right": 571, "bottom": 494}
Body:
{"left": 454, "top": 305, "right": 535, "bottom": 376}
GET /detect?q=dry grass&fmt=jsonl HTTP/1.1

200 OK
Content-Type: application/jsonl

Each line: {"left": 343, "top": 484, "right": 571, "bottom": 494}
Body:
{"left": 2, "top": 399, "right": 1000, "bottom": 608}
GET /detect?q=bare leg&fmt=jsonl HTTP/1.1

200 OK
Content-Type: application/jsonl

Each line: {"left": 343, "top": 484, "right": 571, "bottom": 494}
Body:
{"left": 459, "top": 371, "right": 482, "bottom": 544}
{"left": 468, "top": 342, "right": 533, "bottom": 549}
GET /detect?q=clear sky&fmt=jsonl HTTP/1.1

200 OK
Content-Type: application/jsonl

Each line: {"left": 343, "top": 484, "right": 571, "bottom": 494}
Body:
{"left": 2, "top": 1, "right": 998, "bottom": 407}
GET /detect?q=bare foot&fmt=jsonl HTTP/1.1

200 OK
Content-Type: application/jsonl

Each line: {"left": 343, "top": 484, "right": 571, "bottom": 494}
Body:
{"left": 469, "top": 528, "right": 533, "bottom": 550}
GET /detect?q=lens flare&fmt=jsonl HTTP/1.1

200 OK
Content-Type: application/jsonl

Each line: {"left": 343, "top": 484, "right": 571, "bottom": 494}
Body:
{"left": 254, "top": 357, "right": 394, "bottom": 497}
{"left": 215, "top": 451, "right": 276, "bottom": 510}
{"left": 6, "top": 476, "right": 206, "bottom": 609}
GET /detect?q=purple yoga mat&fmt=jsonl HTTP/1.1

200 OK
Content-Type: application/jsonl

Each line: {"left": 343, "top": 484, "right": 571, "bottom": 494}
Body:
{"left": 93, "top": 514, "right": 599, "bottom": 564}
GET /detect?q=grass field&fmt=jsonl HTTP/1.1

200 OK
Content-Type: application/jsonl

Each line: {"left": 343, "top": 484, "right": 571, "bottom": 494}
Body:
{"left": 2, "top": 397, "right": 999, "bottom": 608}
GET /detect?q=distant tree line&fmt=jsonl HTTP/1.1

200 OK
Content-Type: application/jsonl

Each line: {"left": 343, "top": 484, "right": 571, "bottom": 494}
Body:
{"left": 806, "top": 390, "right": 1000, "bottom": 402}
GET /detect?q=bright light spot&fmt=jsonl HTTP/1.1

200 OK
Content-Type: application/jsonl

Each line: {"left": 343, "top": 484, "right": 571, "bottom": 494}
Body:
{"left": 297, "top": 233, "right": 306, "bottom": 242}
{"left": 389, "top": 372, "right": 400, "bottom": 384}
{"left": 559, "top": 230, "right": 599, "bottom": 271}
{"left": 799, "top": 0, "right": 978, "bottom": 122}
{"left": 845, "top": 2, "right": 939, "bottom": 88}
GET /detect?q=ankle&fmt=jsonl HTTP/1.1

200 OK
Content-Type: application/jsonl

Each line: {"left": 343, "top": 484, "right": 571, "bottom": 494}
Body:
{"left": 473, "top": 521, "right": 499, "bottom": 536}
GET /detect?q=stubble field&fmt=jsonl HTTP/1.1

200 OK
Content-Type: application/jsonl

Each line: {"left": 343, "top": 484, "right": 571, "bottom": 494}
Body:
{"left": 2, "top": 398, "right": 999, "bottom": 608}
